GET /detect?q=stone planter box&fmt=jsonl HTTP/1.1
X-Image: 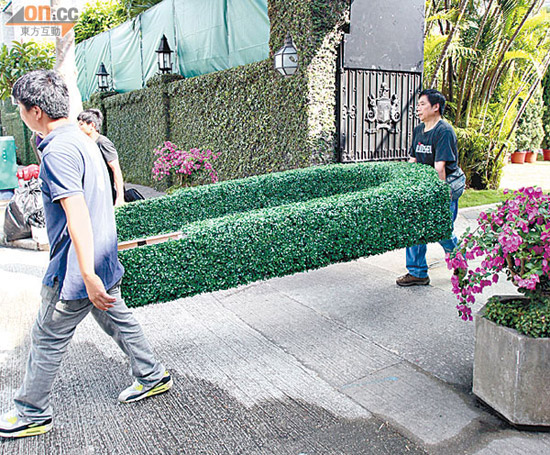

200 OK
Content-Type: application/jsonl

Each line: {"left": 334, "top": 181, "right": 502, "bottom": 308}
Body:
{"left": 473, "top": 301, "right": 550, "bottom": 427}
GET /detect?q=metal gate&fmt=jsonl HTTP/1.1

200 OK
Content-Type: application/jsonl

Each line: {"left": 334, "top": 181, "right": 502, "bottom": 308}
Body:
{"left": 338, "top": 68, "right": 421, "bottom": 163}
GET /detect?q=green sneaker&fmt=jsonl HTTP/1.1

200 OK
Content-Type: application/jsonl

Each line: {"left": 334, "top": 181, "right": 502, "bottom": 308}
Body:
{"left": 0, "top": 410, "right": 52, "bottom": 438}
{"left": 118, "top": 371, "right": 173, "bottom": 403}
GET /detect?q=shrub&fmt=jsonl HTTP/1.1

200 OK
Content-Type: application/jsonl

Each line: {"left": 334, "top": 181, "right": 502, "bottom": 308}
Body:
{"left": 74, "top": 0, "right": 127, "bottom": 44}
{"left": 484, "top": 296, "right": 550, "bottom": 338}
{"left": 152, "top": 142, "right": 219, "bottom": 190}
{"left": 448, "top": 187, "right": 550, "bottom": 336}
{"left": 515, "top": 86, "right": 545, "bottom": 152}
{"left": 117, "top": 162, "right": 452, "bottom": 307}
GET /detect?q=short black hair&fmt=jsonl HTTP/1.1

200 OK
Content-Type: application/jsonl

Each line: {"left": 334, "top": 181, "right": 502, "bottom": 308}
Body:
{"left": 77, "top": 108, "right": 103, "bottom": 132}
{"left": 12, "top": 70, "right": 69, "bottom": 119}
{"left": 419, "top": 88, "right": 446, "bottom": 116}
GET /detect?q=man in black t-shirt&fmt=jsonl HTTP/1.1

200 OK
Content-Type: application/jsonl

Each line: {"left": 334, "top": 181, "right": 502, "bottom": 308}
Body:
{"left": 77, "top": 109, "right": 125, "bottom": 207}
{"left": 396, "top": 89, "right": 460, "bottom": 287}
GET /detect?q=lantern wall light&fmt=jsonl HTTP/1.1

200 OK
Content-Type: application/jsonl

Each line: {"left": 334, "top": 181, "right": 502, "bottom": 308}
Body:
{"left": 274, "top": 33, "right": 298, "bottom": 76}
{"left": 156, "top": 34, "right": 173, "bottom": 74}
{"left": 96, "top": 62, "right": 110, "bottom": 91}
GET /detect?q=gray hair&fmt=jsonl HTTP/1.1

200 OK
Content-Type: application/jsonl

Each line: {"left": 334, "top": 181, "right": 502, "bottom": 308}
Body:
{"left": 12, "top": 70, "right": 69, "bottom": 119}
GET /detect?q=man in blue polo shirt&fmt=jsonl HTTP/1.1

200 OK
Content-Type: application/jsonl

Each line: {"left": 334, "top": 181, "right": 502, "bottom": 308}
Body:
{"left": 0, "top": 70, "right": 172, "bottom": 439}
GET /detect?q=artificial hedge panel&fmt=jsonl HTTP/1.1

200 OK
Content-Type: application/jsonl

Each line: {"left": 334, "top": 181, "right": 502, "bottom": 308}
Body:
{"left": 168, "top": 60, "right": 312, "bottom": 182}
{"left": 0, "top": 110, "right": 35, "bottom": 165}
{"left": 100, "top": 79, "right": 170, "bottom": 187}
{"left": 118, "top": 162, "right": 452, "bottom": 307}
{"left": 115, "top": 161, "right": 398, "bottom": 241}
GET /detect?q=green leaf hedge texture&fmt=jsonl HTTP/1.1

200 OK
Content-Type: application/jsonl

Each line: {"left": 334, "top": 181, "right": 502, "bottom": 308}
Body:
{"left": 118, "top": 162, "right": 452, "bottom": 307}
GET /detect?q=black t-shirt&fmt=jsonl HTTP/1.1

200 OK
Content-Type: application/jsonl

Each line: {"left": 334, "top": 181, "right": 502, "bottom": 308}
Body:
{"left": 96, "top": 134, "right": 118, "bottom": 203}
{"left": 409, "top": 119, "right": 458, "bottom": 176}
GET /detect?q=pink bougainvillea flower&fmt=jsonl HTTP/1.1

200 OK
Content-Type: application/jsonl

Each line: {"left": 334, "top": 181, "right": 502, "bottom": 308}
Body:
{"left": 447, "top": 187, "right": 550, "bottom": 321}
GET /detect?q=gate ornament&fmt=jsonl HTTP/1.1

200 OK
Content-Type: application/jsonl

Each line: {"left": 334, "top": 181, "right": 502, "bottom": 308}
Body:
{"left": 366, "top": 82, "right": 400, "bottom": 133}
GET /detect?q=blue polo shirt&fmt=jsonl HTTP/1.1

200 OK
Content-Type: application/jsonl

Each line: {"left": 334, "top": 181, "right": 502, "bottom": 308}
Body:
{"left": 38, "top": 124, "right": 124, "bottom": 300}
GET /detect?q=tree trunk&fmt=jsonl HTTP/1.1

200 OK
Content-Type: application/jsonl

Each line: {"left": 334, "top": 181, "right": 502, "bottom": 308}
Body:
{"left": 52, "top": 0, "right": 82, "bottom": 122}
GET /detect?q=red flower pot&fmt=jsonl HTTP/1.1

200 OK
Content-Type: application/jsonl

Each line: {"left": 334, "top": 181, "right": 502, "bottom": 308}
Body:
{"left": 510, "top": 151, "right": 526, "bottom": 164}
{"left": 524, "top": 151, "right": 537, "bottom": 163}
{"left": 543, "top": 149, "right": 550, "bottom": 161}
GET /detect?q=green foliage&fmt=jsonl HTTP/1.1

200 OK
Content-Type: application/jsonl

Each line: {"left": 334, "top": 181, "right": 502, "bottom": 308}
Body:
{"left": 120, "top": 0, "right": 163, "bottom": 18}
{"left": 485, "top": 296, "right": 550, "bottom": 338}
{"left": 542, "top": 71, "right": 550, "bottom": 149}
{"left": 0, "top": 41, "right": 54, "bottom": 100}
{"left": 515, "top": 85, "right": 545, "bottom": 151}
{"left": 74, "top": 0, "right": 127, "bottom": 44}
{"left": 458, "top": 189, "right": 513, "bottom": 209}
{"left": 117, "top": 161, "right": 395, "bottom": 241}
{"left": 85, "top": 0, "right": 349, "bottom": 187}
{"left": 167, "top": 61, "right": 314, "bottom": 184}
{"left": 117, "top": 162, "right": 452, "bottom": 307}
{"left": 0, "top": 109, "right": 35, "bottom": 165}
{"left": 425, "top": 2, "right": 550, "bottom": 188}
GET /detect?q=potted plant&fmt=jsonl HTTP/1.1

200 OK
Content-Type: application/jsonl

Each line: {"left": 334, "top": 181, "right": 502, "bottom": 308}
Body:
{"left": 515, "top": 88, "right": 545, "bottom": 164}
{"left": 152, "top": 141, "right": 219, "bottom": 193}
{"left": 524, "top": 150, "right": 538, "bottom": 163}
{"left": 447, "top": 187, "right": 550, "bottom": 427}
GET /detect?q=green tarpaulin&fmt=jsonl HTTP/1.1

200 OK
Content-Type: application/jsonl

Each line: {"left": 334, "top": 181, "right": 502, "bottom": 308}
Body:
{"left": 76, "top": 0, "right": 269, "bottom": 100}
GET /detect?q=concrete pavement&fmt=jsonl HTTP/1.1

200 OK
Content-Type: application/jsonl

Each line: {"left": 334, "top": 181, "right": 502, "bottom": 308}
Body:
{"left": 2, "top": 204, "right": 550, "bottom": 454}
{"left": 1, "top": 163, "right": 550, "bottom": 454}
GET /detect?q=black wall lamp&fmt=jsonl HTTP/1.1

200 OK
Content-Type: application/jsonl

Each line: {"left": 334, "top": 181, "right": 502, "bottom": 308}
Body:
{"left": 156, "top": 34, "right": 173, "bottom": 74}
{"left": 96, "top": 62, "right": 110, "bottom": 91}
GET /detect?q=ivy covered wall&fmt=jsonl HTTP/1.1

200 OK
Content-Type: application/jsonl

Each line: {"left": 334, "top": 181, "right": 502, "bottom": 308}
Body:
{"left": 0, "top": 103, "right": 36, "bottom": 165}
{"left": 90, "top": 0, "right": 350, "bottom": 187}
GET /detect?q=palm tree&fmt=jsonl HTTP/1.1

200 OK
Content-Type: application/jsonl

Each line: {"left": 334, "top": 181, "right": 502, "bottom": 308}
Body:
{"left": 424, "top": 0, "right": 550, "bottom": 188}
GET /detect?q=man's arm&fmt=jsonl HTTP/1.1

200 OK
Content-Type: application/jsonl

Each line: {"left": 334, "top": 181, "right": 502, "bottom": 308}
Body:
{"left": 434, "top": 160, "right": 446, "bottom": 181}
{"left": 60, "top": 195, "right": 116, "bottom": 310}
{"left": 107, "top": 159, "right": 125, "bottom": 207}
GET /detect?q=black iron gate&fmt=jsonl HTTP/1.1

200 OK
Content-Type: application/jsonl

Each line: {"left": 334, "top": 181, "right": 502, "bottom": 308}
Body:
{"left": 337, "top": 0, "right": 425, "bottom": 163}
{"left": 338, "top": 68, "right": 421, "bottom": 163}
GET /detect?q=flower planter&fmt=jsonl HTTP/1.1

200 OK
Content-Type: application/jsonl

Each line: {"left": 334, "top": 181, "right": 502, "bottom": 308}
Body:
{"left": 510, "top": 151, "right": 526, "bottom": 164}
{"left": 524, "top": 151, "right": 537, "bottom": 163}
{"left": 473, "top": 301, "right": 550, "bottom": 427}
{"left": 543, "top": 149, "right": 550, "bottom": 161}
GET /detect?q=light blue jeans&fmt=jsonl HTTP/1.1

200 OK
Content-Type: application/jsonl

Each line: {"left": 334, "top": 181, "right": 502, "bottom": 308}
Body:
{"left": 14, "top": 280, "right": 165, "bottom": 422}
{"left": 406, "top": 199, "right": 459, "bottom": 278}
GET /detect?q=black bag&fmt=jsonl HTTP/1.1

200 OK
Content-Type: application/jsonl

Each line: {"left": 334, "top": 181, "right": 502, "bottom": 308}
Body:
{"left": 4, "top": 197, "right": 31, "bottom": 241}
{"left": 446, "top": 167, "right": 466, "bottom": 201}
{"left": 3, "top": 179, "right": 44, "bottom": 242}
{"left": 124, "top": 187, "right": 145, "bottom": 202}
